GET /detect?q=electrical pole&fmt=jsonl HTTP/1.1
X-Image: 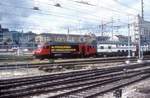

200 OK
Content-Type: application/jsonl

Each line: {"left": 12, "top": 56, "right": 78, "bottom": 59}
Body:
{"left": 141, "top": 0, "right": 144, "bottom": 19}
{"left": 101, "top": 20, "right": 104, "bottom": 36}
{"left": 138, "top": 15, "right": 142, "bottom": 61}
{"left": 138, "top": 0, "right": 144, "bottom": 62}
{"left": 126, "top": 16, "right": 131, "bottom": 64}
{"left": 128, "top": 24, "right": 131, "bottom": 57}
{"left": 111, "top": 17, "right": 114, "bottom": 41}
{"left": 67, "top": 27, "right": 70, "bottom": 42}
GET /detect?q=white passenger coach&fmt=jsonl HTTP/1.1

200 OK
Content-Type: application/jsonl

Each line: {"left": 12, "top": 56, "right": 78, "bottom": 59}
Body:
{"left": 96, "top": 42, "right": 150, "bottom": 57}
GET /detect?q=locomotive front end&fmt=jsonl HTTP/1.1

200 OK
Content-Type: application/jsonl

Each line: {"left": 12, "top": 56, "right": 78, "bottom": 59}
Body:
{"left": 33, "top": 44, "right": 50, "bottom": 60}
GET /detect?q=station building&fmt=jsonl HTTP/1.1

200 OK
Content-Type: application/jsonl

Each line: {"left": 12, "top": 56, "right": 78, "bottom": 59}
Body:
{"left": 35, "top": 33, "right": 96, "bottom": 45}
{"left": 131, "top": 15, "right": 150, "bottom": 45}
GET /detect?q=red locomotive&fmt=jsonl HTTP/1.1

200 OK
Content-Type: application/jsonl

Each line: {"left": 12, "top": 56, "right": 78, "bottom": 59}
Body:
{"left": 33, "top": 42, "right": 96, "bottom": 59}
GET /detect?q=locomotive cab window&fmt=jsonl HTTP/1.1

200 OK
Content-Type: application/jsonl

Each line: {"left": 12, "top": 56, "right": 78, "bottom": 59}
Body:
{"left": 44, "top": 46, "right": 49, "bottom": 49}
{"left": 46, "top": 46, "right": 49, "bottom": 49}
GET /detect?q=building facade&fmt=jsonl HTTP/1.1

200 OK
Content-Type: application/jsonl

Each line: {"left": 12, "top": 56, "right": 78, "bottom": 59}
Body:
{"left": 131, "top": 15, "right": 150, "bottom": 45}
{"left": 10, "top": 31, "right": 22, "bottom": 45}
{"left": 141, "top": 20, "right": 150, "bottom": 45}
{"left": 20, "top": 31, "right": 37, "bottom": 50}
{"left": 35, "top": 33, "right": 96, "bottom": 45}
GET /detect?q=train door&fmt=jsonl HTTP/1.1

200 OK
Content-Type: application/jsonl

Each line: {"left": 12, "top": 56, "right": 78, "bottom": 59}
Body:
{"left": 44, "top": 45, "right": 50, "bottom": 58}
{"left": 85, "top": 45, "right": 91, "bottom": 57}
{"left": 81, "top": 44, "right": 85, "bottom": 57}
{"left": 79, "top": 44, "right": 85, "bottom": 57}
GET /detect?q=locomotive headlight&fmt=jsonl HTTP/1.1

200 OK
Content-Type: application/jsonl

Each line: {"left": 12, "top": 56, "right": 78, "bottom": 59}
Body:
{"left": 38, "top": 49, "right": 42, "bottom": 52}
{"left": 35, "top": 49, "right": 42, "bottom": 53}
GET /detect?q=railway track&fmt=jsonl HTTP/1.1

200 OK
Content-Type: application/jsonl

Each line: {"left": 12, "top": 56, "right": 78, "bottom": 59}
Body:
{"left": 0, "top": 62, "right": 150, "bottom": 98}
{"left": 0, "top": 56, "right": 149, "bottom": 70}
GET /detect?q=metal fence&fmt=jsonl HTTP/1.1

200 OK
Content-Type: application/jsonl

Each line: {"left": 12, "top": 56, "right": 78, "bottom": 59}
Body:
{"left": 0, "top": 44, "right": 37, "bottom": 56}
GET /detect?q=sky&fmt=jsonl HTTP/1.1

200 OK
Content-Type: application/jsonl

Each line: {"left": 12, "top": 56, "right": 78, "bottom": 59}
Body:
{"left": 0, "top": 0, "right": 149, "bottom": 36}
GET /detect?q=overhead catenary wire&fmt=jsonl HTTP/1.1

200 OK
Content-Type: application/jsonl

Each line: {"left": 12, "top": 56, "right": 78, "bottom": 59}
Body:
{"left": 0, "top": 1, "right": 124, "bottom": 30}
{"left": 1, "top": 19, "right": 130, "bottom": 34}
{"left": 67, "top": 0, "right": 137, "bottom": 16}
{"left": 18, "top": 0, "right": 132, "bottom": 17}
{"left": 0, "top": 0, "right": 137, "bottom": 26}
{"left": 0, "top": 2, "right": 103, "bottom": 23}
{"left": 0, "top": 18, "right": 130, "bottom": 35}
{"left": 38, "top": 0, "right": 148, "bottom": 20}
{"left": 1, "top": 0, "right": 137, "bottom": 20}
{"left": 0, "top": 0, "right": 139, "bottom": 34}
{"left": 36, "top": 0, "right": 138, "bottom": 23}
{"left": 0, "top": 9, "right": 80, "bottom": 23}
{"left": 0, "top": 0, "right": 111, "bottom": 22}
{"left": 112, "top": 0, "right": 140, "bottom": 12}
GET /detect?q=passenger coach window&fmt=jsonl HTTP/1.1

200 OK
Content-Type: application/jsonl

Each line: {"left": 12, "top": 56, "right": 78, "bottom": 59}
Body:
{"left": 108, "top": 46, "right": 111, "bottom": 49}
{"left": 100, "top": 46, "right": 104, "bottom": 49}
